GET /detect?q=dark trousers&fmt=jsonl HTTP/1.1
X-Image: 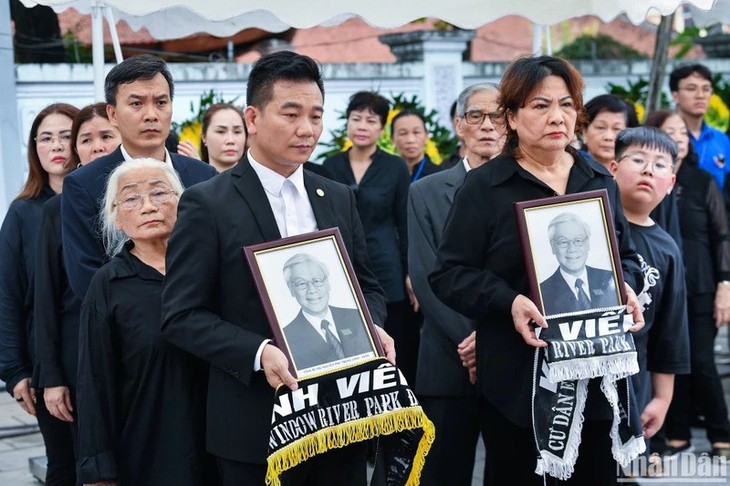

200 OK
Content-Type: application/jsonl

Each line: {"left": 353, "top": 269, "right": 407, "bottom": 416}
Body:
{"left": 35, "top": 388, "right": 77, "bottom": 486}
{"left": 481, "top": 397, "right": 617, "bottom": 486}
{"left": 384, "top": 300, "right": 421, "bottom": 386}
{"left": 217, "top": 443, "right": 367, "bottom": 486}
{"left": 420, "top": 396, "right": 486, "bottom": 486}
{"left": 665, "top": 294, "right": 730, "bottom": 444}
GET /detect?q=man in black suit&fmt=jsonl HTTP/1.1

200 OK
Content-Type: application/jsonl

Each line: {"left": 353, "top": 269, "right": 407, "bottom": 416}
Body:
{"left": 282, "top": 253, "right": 373, "bottom": 370}
{"left": 160, "top": 51, "right": 394, "bottom": 485}
{"left": 61, "top": 54, "right": 217, "bottom": 299}
{"left": 540, "top": 212, "right": 620, "bottom": 315}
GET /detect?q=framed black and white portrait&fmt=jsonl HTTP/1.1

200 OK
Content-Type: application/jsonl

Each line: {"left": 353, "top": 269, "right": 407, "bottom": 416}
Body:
{"left": 514, "top": 189, "right": 626, "bottom": 317}
{"left": 243, "top": 228, "right": 383, "bottom": 379}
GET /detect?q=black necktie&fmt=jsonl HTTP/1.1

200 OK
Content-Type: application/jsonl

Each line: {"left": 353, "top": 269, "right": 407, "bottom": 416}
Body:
{"left": 575, "top": 278, "right": 591, "bottom": 309}
{"left": 321, "top": 319, "right": 345, "bottom": 359}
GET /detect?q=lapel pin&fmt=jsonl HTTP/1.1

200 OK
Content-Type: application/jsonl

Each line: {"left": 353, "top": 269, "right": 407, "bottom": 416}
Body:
{"left": 316, "top": 188, "right": 325, "bottom": 197}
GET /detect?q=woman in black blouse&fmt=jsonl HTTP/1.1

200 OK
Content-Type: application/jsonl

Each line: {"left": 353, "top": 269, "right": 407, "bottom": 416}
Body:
{"left": 0, "top": 103, "right": 79, "bottom": 485}
{"left": 76, "top": 158, "right": 213, "bottom": 485}
{"left": 646, "top": 110, "right": 730, "bottom": 457}
{"left": 430, "top": 56, "right": 645, "bottom": 485}
{"left": 33, "top": 103, "right": 121, "bottom": 475}
{"left": 322, "top": 92, "right": 416, "bottom": 381}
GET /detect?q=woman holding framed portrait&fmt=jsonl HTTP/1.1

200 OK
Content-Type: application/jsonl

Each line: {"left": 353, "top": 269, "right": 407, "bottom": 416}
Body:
{"left": 430, "top": 56, "right": 645, "bottom": 485}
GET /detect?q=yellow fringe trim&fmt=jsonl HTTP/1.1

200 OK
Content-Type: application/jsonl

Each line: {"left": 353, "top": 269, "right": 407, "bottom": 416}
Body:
{"left": 265, "top": 406, "right": 435, "bottom": 486}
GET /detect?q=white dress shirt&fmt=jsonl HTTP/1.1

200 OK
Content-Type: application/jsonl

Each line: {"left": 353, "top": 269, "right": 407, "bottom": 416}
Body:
{"left": 248, "top": 152, "right": 319, "bottom": 371}
{"left": 303, "top": 308, "right": 340, "bottom": 343}
{"left": 560, "top": 268, "right": 591, "bottom": 301}
{"left": 120, "top": 144, "right": 173, "bottom": 166}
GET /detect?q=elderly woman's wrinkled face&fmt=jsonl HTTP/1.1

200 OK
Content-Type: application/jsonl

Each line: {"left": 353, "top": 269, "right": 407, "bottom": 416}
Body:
{"left": 114, "top": 166, "right": 179, "bottom": 244}
{"left": 507, "top": 75, "right": 577, "bottom": 156}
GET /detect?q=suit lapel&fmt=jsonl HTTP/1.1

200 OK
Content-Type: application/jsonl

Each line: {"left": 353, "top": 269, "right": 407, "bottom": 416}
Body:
{"left": 171, "top": 153, "right": 190, "bottom": 180}
{"left": 304, "top": 170, "right": 336, "bottom": 231}
{"left": 231, "top": 158, "right": 281, "bottom": 241}
{"left": 445, "top": 163, "right": 467, "bottom": 204}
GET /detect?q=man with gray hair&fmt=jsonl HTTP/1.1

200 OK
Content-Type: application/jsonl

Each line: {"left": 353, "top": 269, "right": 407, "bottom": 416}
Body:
{"left": 540, "top": 212, "right": 619, "bottom": 315}
{"left": 407, "top": 82, "right": 502, "bottom": 485}
{"left": 282, "top": 253, "right": 372, "bottom": 370}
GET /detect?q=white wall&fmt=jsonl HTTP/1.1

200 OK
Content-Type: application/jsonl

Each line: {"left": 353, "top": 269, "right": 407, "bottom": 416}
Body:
{"left": 4, "top": 58, "right": 730, "bottom": 219}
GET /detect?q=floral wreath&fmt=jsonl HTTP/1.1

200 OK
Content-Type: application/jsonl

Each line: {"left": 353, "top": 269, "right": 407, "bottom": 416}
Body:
{"left": 317, "top": 93, "right": 458, "bottom": 163}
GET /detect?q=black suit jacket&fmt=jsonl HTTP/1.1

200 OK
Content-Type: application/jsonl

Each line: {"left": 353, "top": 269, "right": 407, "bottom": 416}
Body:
{"left": 61, "top": 146, "right": 217, "bottom": 300}
{"left": 283, "top": 306, "right": 372, "bottom": 370}
{"left": 407, "top": 163, "right": 475, "bottom": 396}
{"left": 539, "top": 266, "right": 619, "bottom": 316}
{"left": 160, "top": 157, "right": 386, "bottom": 464}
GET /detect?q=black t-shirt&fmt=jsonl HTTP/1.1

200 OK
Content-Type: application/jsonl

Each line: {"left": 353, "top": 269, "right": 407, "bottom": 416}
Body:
{"left": 628, "top": 222, "right": 691, "bottom": 410}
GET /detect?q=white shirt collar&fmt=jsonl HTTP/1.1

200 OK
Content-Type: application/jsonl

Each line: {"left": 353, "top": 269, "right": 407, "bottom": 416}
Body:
{"left": 462, "top": 157, "right": 472, "bottom": 173}
{"left": 302, "top": 307, "right": 339, "bottom": 342}
{"left": 560, "top": 267, "right": 590, "bottom": 298}
{"left": 120, "top": 144, "right": 173, "bottom": 166}
{"left": 247, "top": 149, "right": 307, "bottom": 199}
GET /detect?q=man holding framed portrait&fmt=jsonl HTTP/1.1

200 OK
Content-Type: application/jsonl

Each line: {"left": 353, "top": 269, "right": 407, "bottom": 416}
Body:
{"left": 160, "top": 51, "right": 394, "bottom": 486}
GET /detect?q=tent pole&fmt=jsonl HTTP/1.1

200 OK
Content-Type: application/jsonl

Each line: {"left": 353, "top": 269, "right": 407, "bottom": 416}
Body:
{"left": 91, "top": 1, "right": 105, "bottom": 101}
{"left": 103, "top": 7, "right": 124, "bottom": 63}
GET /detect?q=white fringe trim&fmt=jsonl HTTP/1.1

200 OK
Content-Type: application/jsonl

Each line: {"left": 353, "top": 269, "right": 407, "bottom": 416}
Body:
{"left": 601, "top": 376, "right": 646, "bottom": 466}
{"left": 535, "top": 379, "right": 589, "bottom": 480}
{"left": 546, "top": 353, "right": 639, "bottom": 382}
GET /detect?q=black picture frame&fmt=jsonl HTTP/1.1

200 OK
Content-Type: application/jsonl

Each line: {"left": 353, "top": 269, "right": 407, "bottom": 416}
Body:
{"left": 514, "top": 189, "right": 626, "bottom": 317}
{"left": 243, "top": 228, "right": 384, "bottom": 379}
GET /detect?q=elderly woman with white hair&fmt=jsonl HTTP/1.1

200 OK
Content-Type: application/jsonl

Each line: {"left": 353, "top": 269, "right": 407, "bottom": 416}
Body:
{"left": 76, "top": 158, "right": 214, "bottom": 486}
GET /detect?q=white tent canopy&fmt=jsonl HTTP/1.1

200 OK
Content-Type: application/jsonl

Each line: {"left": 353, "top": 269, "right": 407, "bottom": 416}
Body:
{"left": 23, "top": 0, "right": 718, "bottom": 38}
{"left": 18, "top": 0, "right": 718, "bottom": 100}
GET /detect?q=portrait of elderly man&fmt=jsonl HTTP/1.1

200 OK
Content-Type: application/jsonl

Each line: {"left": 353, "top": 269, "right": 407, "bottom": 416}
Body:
{"left": 539, "top": 212, "right": 620, "bottom": 315}
{"left": 282, "top": 253, "right": 373, "bottom": 370}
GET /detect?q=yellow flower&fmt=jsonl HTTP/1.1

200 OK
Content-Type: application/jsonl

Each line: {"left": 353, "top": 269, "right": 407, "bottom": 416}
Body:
{"left": 425, "top": 139, "right": 442, "bottom": 164}
{"left": 386, "top": 109, "right": 401, "bottom": 126}
{"left": 341, "top": 139, "right": 353, "bottom": 152}
{"left": 179, "top": 122, "right": 202, "bottom": 156}
{"left": 633, "top": 102, "right": 645, "bottom": 125}
{"left": 705, "top": 94, "right": 730, "bottom": 133}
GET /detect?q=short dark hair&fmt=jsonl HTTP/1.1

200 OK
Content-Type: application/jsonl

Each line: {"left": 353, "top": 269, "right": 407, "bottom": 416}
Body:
{"left": 104, "top": 54, "right": 174, "bottom": 105}
{"left": 391, "top": 109, "right": 426, "bottom": 133}
{"left": 584, "top": 94, "right": 628, "bottom": 127}
{"left": 615, "top": 126, "right": 678, "bottom": 164}
{"left": 246, "top": 51, "right": 324, "bottom": 109}
{"left": 498, "top": 56, "right": 585, "bottom": 158}
{"left": 449, "top": 100, "right": 458, "bottom": 120}
{"left": 669, "top": 63, "right": 712, "bottom": 92}
{"left": 68, "top": 102, "right": 110, "bottom": 169}
{"left": 346, "top": 92, "right": 389, "bottom": 127}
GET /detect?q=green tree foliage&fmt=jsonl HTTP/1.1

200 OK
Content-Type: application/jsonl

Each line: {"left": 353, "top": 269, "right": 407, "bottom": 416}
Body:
{"left": 555, "top": 34, "right": 646, "bottom": 60}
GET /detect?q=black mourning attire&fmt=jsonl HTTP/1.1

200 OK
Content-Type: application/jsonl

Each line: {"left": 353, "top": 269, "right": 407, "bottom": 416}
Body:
{"left": 665, "top": 161, "right": 730, "bottom": 444}
{"left": 430, "top": 152, "right": 642, "bottom": 485}
{"left": 77, "top": 243, "right": 212, "bottom": 485}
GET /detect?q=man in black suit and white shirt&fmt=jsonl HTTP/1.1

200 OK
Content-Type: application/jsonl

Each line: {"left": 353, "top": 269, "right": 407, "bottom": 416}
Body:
{"left": 62, "top": 54, "right": 217, "bottom": 299}
{"left": 540, "top": 212, "right": 620, "bottom": 315}
{"left": 282, "top": 253, "right": 373, "bottom": 370}
{"left": 161, "top": 51, "right": 394, "bottom": 485}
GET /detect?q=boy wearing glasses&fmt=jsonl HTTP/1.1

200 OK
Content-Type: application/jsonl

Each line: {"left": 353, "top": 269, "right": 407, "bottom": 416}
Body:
{"left": 669, "top": 63, "right": 730, "bottom": 191}
{"left": 609, "top": 126, "right": 690, "bottom": 448}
